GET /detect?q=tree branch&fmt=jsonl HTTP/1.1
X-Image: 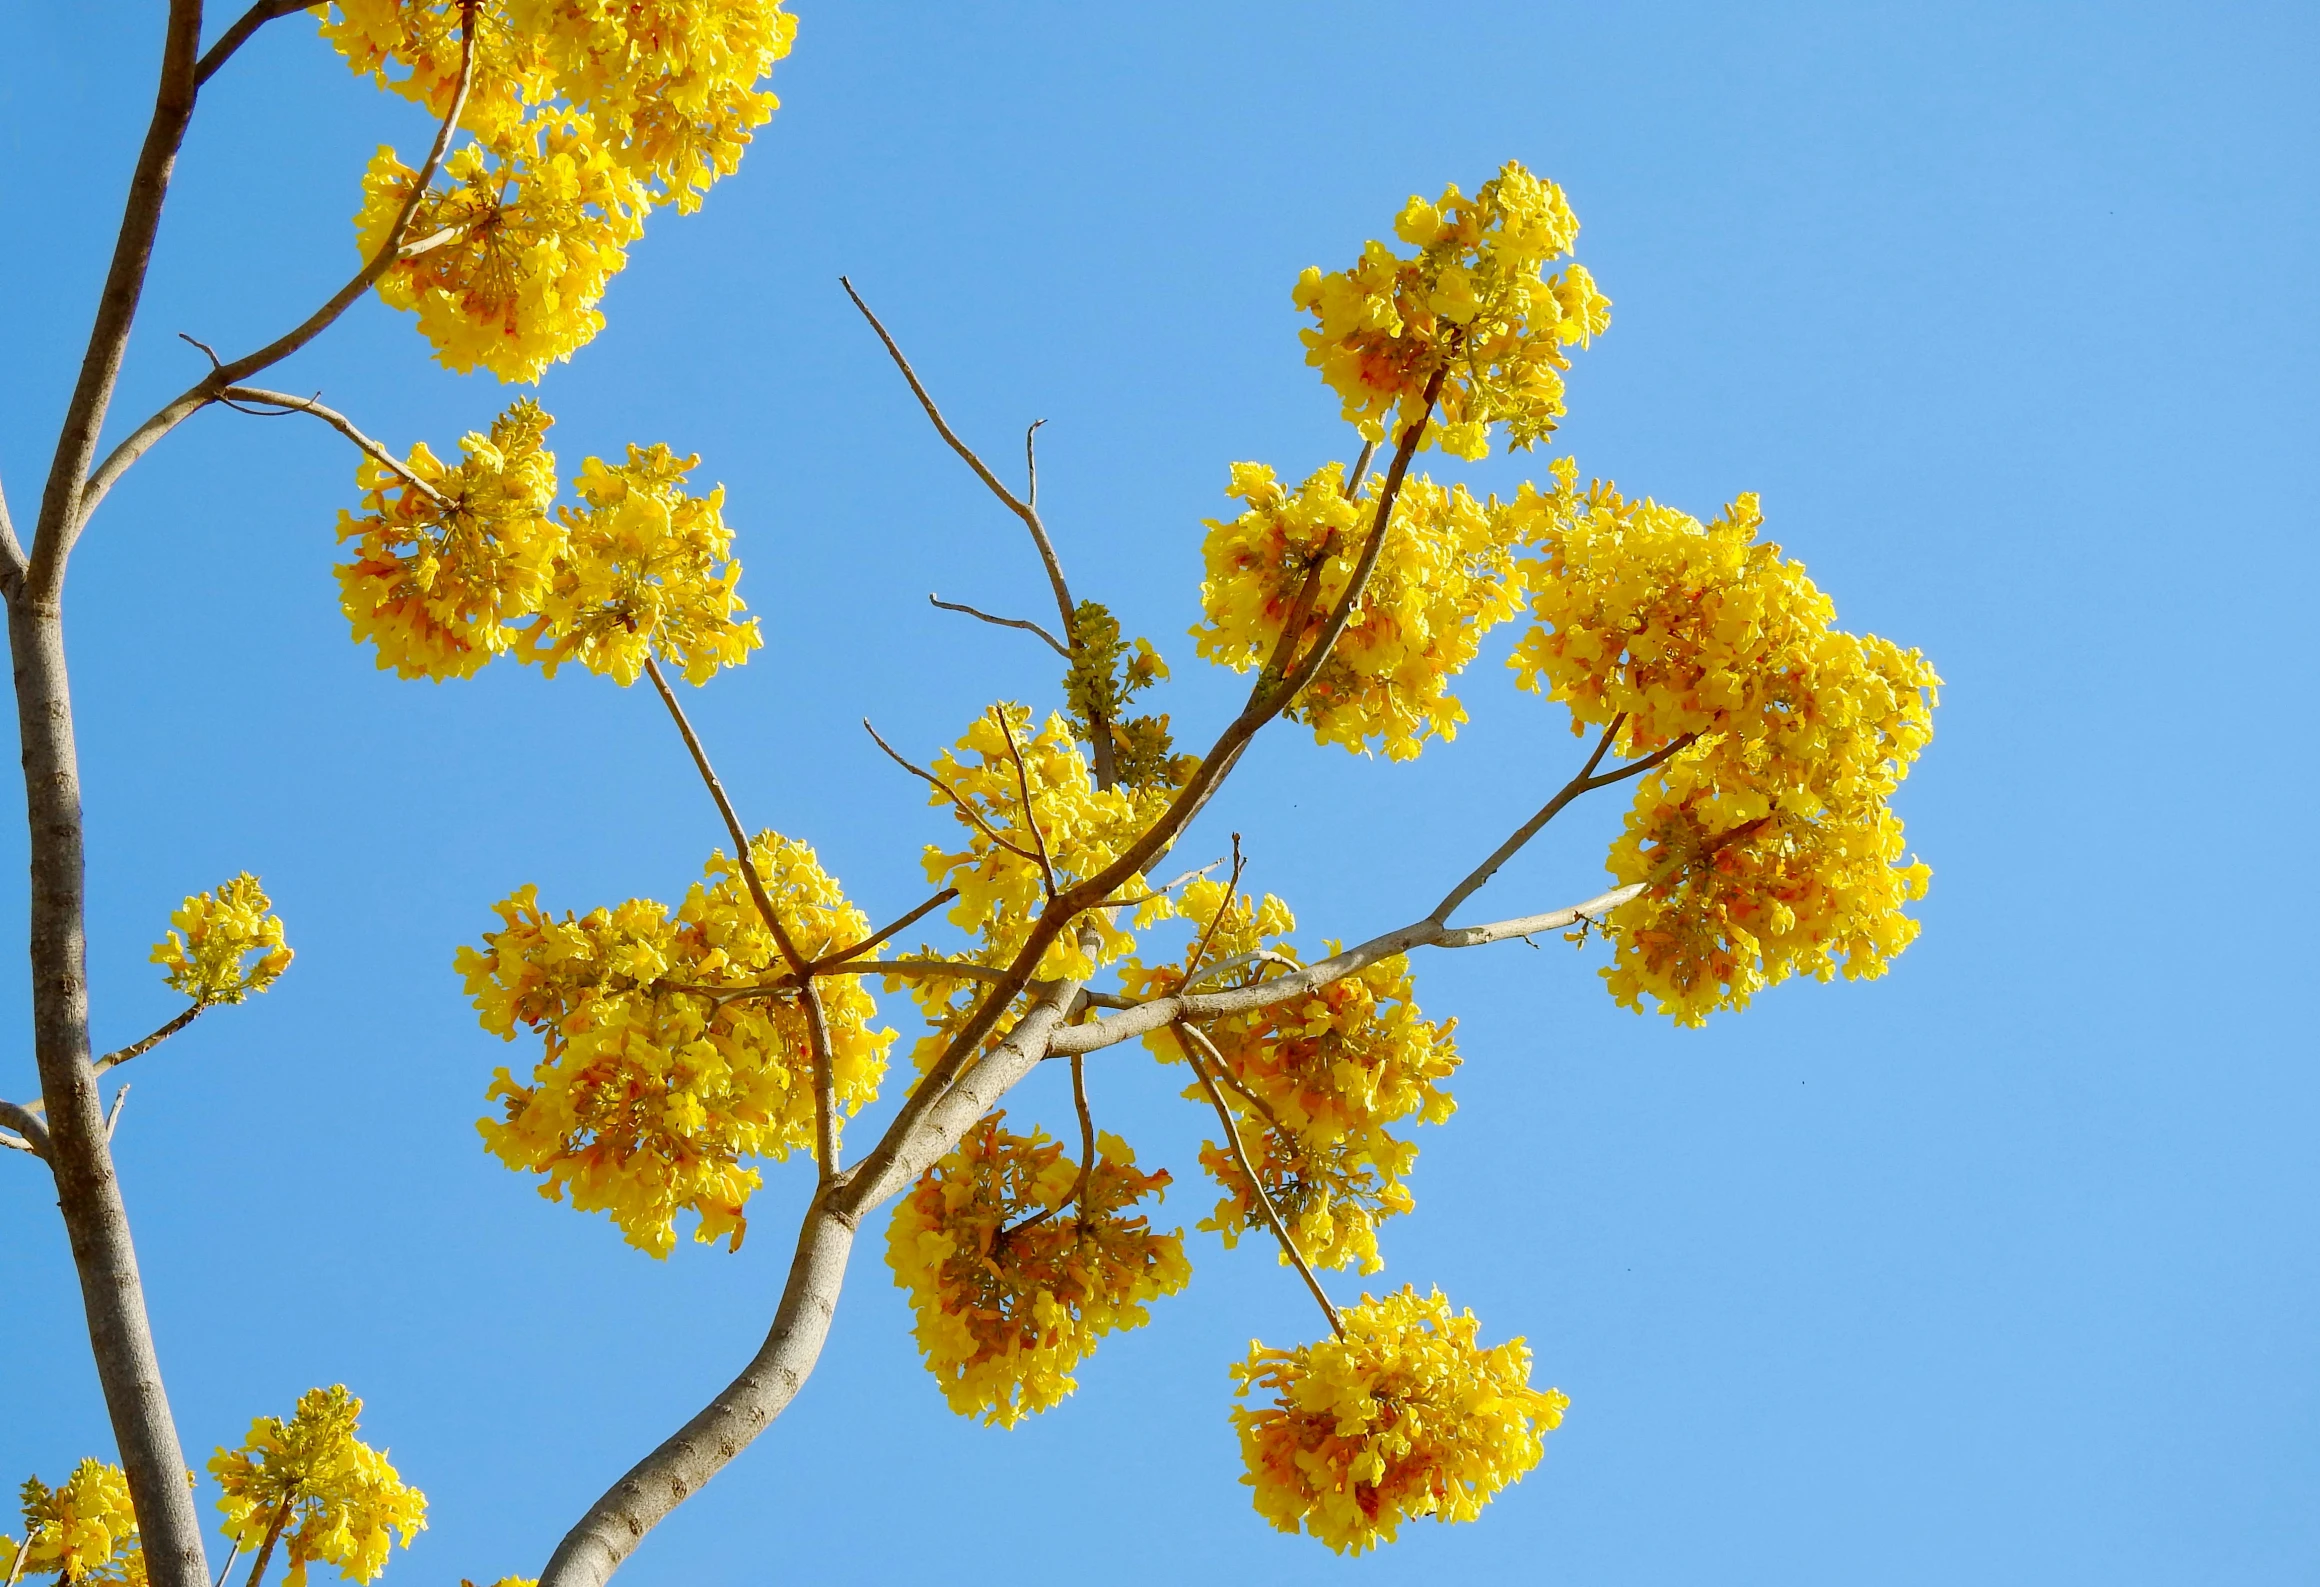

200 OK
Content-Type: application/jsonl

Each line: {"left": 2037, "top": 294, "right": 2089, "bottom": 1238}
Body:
{"left": 815, "top": 888, "right": 958, "bottom": 967}
{"left": 1177, "top": 1022, "right": 1340, "bottom": 1337}
{"left": 992, "top": 706, "right": 1058, "bottom": 899}
{"left": 217, "top": 387, "right": 450, "bottom": 508}
{"left": 644, "top": 656, "right": 811, "bottom": 976}
{"left": 72, "top": 8, "right": 481, "bottom": 548}
{"left": 801, "top": 982, "right": 838, "bottom": 1178}
{"left": 0, "top": 1100, "right": 51, "bottom": 1162}
{"left": 194, "top": 0, "right": 312, "bottom": 87}
{"left": 104, "top": 1083, "right": 132, "bottom": 1143}
{"left": 927, "top": 594, "right": 1069, "bottom": 657}
{"left": 94, "top": 1002, "right": 203, "bottom": 1080}
{"left": 0, "top": 470, "right": 25, "bottom": 593}
{"left": 861, "top": 718, "right": 1044, "bottom": 866}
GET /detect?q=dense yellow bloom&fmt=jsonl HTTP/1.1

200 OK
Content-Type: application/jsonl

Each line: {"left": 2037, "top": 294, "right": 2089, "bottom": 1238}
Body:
{"left": 1506, "top": 471, "right": 1939, "bottom": 1023}
{"left": 886, "top": 1113, "right": 1190, "bottom": 1426}
{"left": 1232, "top": 1287, "right": 1565, "bottom": 1553}
{"left": 465, "top": 834, "right": 890, "bottom": 1255}
{"left": 1191, "top": 462, "right": 1527, "bottom": 759}
{"left": 335, "top": 399, "right": 563, "bottom": 679}
{"left": 323, "top": 0, "right": 793, "bottom": 374}
{"left": 150, "top": 873, "right": 293, "bottom": 1006}
{"left": 3, "top": 1459, "right": 145, "bottom": 1585}
{"left": 1121, "top": 879, "right": 1457, "bottom": 1274}
{"left": 357, "top": 117, "right": 650, "bottom": 383}
{"left": 520, "top": 445, "right": 760, "bottom": 685}
{"left": 1061, "top": 600, "right": 1194, "bottom": 790}
{"left": 211, "top": 1387, "right": 425, "bottom": 1587}
{"left": 1295, "top": 161, "right": 1609, "bottom": 459}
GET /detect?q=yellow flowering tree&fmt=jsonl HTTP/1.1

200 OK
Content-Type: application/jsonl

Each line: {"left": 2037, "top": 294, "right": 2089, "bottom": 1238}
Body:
{"left": 0, "top": 9, "right": 1934, "bottom": 1587}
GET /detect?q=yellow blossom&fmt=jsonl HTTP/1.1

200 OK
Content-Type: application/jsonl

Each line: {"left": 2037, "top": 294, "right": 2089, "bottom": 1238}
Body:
{"left": 1190, "top": 461, "right": 1528, "bottom": 758}
{"left": 519, "top": 444, "right": 761, "bottom": 685}
{"left": 4, "top": 1459, "right": 145, "bottom": 1585}
{"left": 334, "top": 399, "right": 563, "bottom": 680}
{"left": 210, "top": 1387, "right": 426, "bottom": 1587}
{"left": 1232, "top": 1287, "right": 1565, "bottom": 1553}
{"left": 150, "top": 873, "right": 293, "bottom": 1006}
{"left": 886, "top": 1113, "right": 1191, "bottom": 1426}
{"left": 1294, "top": 161, "right": 1609, "bottom": 458}
{"left": 1505, "top": 470, "right": 1939, "bottom": 1023}
{"left": 463, "top": 833, "right": 891, "bottom": 1255}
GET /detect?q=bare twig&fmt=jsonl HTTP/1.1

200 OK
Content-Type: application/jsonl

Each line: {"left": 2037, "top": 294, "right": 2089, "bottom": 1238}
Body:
{"left": 211, "top": 1539, "right": 242, "bottom": 1587}
{"left": 821, "top": 957, "right": 1006, "bottom": 985}
{"left": 94, "top": 1002, "right": 203, "bottom": 1080}
{"left": 861, "top": 718, "right": 1045, "bottom": 866}
{"left": 817, "top": 888, "right": 959, "bottom": 967}
{"left": 1343, "top": 436, "right": 1378, "bottom": 496}
{"left": 242, "top": 1491, "right": 296, "bottom": 1587}
{"left": 0, "top": 1100, "right": 51, "bottom": 1162}
{"left": 104, "top": 1084, "right": 132, "bottom": 1142}
{"left": 992, "top": 707, "right": 1058, "bottom": 899}
{"left": 643, "top": 655, "right": 811, "bottom": 976}
{"left": 1428, "top": 719, "right": 1697, "bottom": 924}
{"left": 194, "top": 0, "right": 311, "bottom": 86}
{"left": 839, "top": 278, "right": 1077, "bottom": 637}
{"left": 1067, "top": 1053, "right": 1097, "bottom": 1219}
{"left": 927, "top": 594, "right": 1069, "bottom": 657}
{"left": 801, "top": 983, "right": 839, "bottom": 1178}
{"left": 72, "top": 6, "right": 481, "bottom": 548}
{"left": 1180, "top": 834, "right": 1246, "bottom": 983}
{"left": 1179, "top": 948, "right": 1301, "bottom": 993}
{"left": 1177, "top": 1022, "right": 1340, "bottom": 1337}
{"left": 1024, "top": 419, "right": 1047, "bottom": 509}
{"left": 218, "top": 387, "right": 449, "bottom": 508}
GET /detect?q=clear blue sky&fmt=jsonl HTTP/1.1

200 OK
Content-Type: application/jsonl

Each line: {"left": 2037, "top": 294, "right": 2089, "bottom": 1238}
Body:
{"left": 3, "top": 3, "right": 2315, "bottom": 1583}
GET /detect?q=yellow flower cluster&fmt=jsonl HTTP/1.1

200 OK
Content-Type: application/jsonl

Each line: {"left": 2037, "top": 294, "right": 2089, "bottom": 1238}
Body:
{"left": 337, "top": 410, "right": 759, "bottom": 686}
{"left": 1294, "top": 161, "right": 1610, "bottom": 460}
{"left": 1506, "top": 473, "right": 1939, "bottom": 1023}
{"left": 463, "top": 834, "right": 892, "bottom": 1255}
{"left": 885, "top": 1112, "right": 1191, "bottom": 1427}
{"left": 523, "top": 445, "right": 761, "bottom": 685}
{"left": 323, "top": 0, "right": 795, "bottom": 378}
{"left": 1122, "top": 879, "right": 1458, "bottom": 1274}
{"left": 1061, "top": 600, "right": 1194, "bottom": 791}
{"left": 150, "top": 872, "right": 293, "bottom": 1007}
{"left": 211, "top": 1386, "right": 426, "bottom": 1587}
{"left": 4, "top": 1459, "right": 144, "bottom": 1585}
{"left": 1191, "top": 462, "right": 1528, "bottom": 759}
{"left": 898, "top": 707, "right": 1176, "bottom": 1069}
{"left": 1232, "top": 1287, "right": 1566, "bottom": 1553}
{"left": 336, "top": 398, "right": 560, "bottom": 680}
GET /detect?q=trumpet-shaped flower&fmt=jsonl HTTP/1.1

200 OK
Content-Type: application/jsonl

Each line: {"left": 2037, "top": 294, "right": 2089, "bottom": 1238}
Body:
{"left": 150, "top": 873, "right": 293, "bottom": 1006}
{"left": 210, "top": 1386, "right": 426, "bottom": 1587}
{"left": 3, "top": 1459, "right": 146, "bottom": 1585}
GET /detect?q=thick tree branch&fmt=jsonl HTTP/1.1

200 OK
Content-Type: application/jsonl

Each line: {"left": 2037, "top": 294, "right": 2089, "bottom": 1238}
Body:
{"left": 927, "top": 594, "right": 1068, "bottom": 657}
{"left": 194, "top": 0, "right": 310, "bottom": 86}
{"left": 73, "top": 10, "right": 479, "bottom": 545}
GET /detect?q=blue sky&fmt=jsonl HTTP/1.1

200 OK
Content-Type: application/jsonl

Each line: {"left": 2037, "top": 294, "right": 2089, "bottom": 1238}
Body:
{"left": 2, "top": 2, "right": 2315, "bottom": 1582}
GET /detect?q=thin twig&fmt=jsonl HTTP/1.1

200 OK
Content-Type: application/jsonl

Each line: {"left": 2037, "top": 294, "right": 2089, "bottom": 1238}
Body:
{"left": 861, "top": 719, "right": 1045, "bottom": 865}
{"left": 194, "top": 0, "right": 310, "bottom": 86}
{"left": 94, "top": 1002, "right": 202, "bottom": 1079}
{"left": 927, "top": 594, "right": 1069, "bottom": 657}
{"left": 1066, "top": 1053, "right": 1097, "bottom": 1221}
{"left": 820, "top": 957, "right": 1006, "bottom": 985}
{"left": 1179, "top": 948, "right": 1301, "bottom": 993}
{"left": 1343, "top": 436, "right": 1378, "bottom": 496}
{"left": 817, "top": 888, "right": 959, "bottom": 967}
{"left": 1180, "top": 833, "right": 1246, "bottom": 984}
{"left": 211, "top": 1538, "right": 243, "bottom": 1587}
{"left": 0, "top": 1099, "right": 50, "bottom": 1163}
{"left": 1024, "top": 419, "right": 1047, "bottom": 509}
{"left": 644, "top": 656, "right": 810, "bottom": 975}
{"left": 243, "top": 1490, "right": 296, "bottom": 1587}
{"left": 219, "top": 387, "right": 450, "bottom": 508}
{"left": 1177, "top": 1022, "right": 1340, "bottom": 1337}
{"left": 104, "top": 1085, "right": 132, "bottom": 1143}
{"left": 992, "top": 707, "right": 1059, "bottom": 899}
{"left": 71, "top": 4, "right": 481, "bottom": 546}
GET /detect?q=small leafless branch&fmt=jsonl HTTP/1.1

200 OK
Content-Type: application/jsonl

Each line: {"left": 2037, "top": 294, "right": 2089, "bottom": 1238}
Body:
{"left": 1067, "top": 1053, "right": 1097, "bottom": 1219}
{"left": 861, "top": 718, "right": 1046, "bottom": 866}
{"left": 1343, "top": 436, "right": 1378, "bottom": 496}
{"left": 817, "top": 888, "right": 960, "bottom": 967}
{"left": 1177, "top": 1022, "right": 1341, "bottom": 1337}
{"left": 1024, "top": 419, "right": 1046, "bottom": 509}
{"left": 194, "top": 0, "right": 310, "bottom": 86}
{"left": 644, "top": 656, "right": 811, "bottom": 975}
{"left": 218, "top": 387, "right": 450, "bottom": 508}
{"left": 0, "top": 1100, "right": 51, "bottom": 1162}
{"left": 104, "top": 1084, "right": 132, "bottom": 1143}
{"left": 93, "top": 1003, "right": 203, "bottom": 1081}
{"left": 1180, "top": 948, "right": 1301, "bottom": 993}
{"left": 927, "top": 594, "right": 1069, "bottom": 657}
{"left": 992, "top": 707, "right": 1058, "bottom": 899}
{"left": 1180, "top": 833, "right": 1246, "bottom": 983}
{"left": 801, "top": 983, "right": 839, "bottom": 1178}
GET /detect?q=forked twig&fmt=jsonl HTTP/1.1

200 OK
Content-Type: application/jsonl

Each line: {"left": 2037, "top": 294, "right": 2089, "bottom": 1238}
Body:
{"left": 862, "top": 719, "right": 1045, "bottom": 866}
{"left": 928, "top": 594, "right": 1069, "bottom": 657}
{"left": 992, "top": 707, "right": 1059, "bottom": 899}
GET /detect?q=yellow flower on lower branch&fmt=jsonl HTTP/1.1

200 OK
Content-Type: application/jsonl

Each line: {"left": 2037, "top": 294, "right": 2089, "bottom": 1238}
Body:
{"left": 1231, "top": 1287, "right": 1566, "bottom": 1554}
{"left": 209, "top": 1386, "right": 425, "bottom": 1587}
{"left": 5, "top": 1458, "right": 145, "bottom": 1584}
{"left": 150, "top": 872, "right": 293, "bottom": 1006}
{"left": 886, "top": 1113, "right": 1191, "bottom": 1427}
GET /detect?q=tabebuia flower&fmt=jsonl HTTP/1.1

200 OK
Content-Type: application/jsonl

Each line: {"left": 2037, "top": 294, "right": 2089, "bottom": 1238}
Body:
{"left": 2, "top": 1458, "right": 145, "bottom": 1584}
{"left": 151, "top": 872, "right": 294, "bottom": 1007}
{"left": 1232, "top": 1287, "right": 1566, "bottom": 1553}
{"left": 210, "top": 1386, "right": 426, "bottom": 1587}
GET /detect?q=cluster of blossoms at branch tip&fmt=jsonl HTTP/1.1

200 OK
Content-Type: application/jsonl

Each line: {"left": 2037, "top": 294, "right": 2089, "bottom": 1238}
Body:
{"left": 323, "top": 0, "right": 795, "bottom": 379}
{"left": 898, "top": 706, "right": 1176, "bottom": 1070}
{"left": 1191, "top": 461, "right": 1529, "bottom": 759}
{"left": 1296, "top": 159, "right": 1609, "bottom": 460}
{"left": 210, "top": 1386, "right": 426, "bottom": 1587}
{"left": 1062, "top": 599, "right": 1196, "bottom": 790}
{"left": 150, "top": 872, "right": 293, "bottom": 1007}
{"left": 1121, "top": 878, "right": 1459, "bottom": 1275}
{"left": 1504, "top": 468, "right": 1939, "bottom": 1023}
{"left": 464, "top": 833, "right": 892, "bottom": 1255}
{"left": 1233, "top": 1287, "right": 1565, "bottom": 1553}
{"left": 885, "top": 1112, "right": 1191, "bottom": 1426}
{"left": 3, "top": 1459, "right": 147, "bottom": 1584}
{"left": 337, "top": 403, "right": 759, "bottom": 685}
